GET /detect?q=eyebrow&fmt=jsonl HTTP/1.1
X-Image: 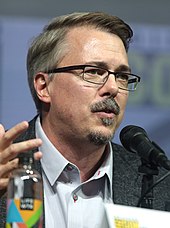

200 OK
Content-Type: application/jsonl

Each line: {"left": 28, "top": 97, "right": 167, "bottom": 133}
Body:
{"left": 85, "top": 61, "right": 109, "bottom": 69}
{"left": 86, "top": 61, "right": 131, "bottom": 73}
{"left": 115, "top": 64, "right": 131, "bottom": 73}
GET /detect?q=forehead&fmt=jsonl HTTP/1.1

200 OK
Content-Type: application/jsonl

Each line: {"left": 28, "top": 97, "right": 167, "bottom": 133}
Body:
{"left": 61, "top": 26, "right": 128, "bottom": 67}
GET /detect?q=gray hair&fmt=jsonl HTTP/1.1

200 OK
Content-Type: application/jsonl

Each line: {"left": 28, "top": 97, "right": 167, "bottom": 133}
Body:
{"left": 27, "top": 12, "right": 133, "bottom": 112}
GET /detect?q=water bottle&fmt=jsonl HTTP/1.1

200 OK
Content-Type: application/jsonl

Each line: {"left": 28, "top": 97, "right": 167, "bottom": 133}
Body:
{"left": 6, "top": 154, "right": 43, "bottom": 227}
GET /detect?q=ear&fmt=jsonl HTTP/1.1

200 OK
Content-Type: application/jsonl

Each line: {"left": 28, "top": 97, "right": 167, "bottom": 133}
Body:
{"left": 34, "top": 72, "right": 51, "bottom": 104}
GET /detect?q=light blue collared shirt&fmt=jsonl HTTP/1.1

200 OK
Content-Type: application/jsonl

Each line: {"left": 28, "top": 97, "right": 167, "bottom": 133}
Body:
{"left": 36, "top": 116, "right": 113, "bottom": 228}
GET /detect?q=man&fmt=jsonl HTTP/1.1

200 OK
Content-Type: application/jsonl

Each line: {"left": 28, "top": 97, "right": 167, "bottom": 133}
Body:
{"left": 0, "top": 12, "right": 170, "bottom": 228}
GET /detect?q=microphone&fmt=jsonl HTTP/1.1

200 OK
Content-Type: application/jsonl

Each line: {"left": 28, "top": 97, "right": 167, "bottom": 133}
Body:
{"left": 119, "top": 125, "right": 170, "bottom": 170}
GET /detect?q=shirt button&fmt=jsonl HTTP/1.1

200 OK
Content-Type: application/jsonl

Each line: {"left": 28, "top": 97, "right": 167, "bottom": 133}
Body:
{"left": 73, "top": 193, "right": 78, "bottom": 202}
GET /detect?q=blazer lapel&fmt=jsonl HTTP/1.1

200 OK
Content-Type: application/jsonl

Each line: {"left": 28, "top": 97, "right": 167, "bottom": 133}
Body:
{"left": 112, "top": 143, "right": 142, "bottom": 207}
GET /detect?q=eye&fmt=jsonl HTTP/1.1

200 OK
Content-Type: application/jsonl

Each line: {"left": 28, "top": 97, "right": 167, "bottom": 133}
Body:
{"left": 115, "top": 72, "right": 129, "bottom": 81}
{"left": 84, "top": 67, "right": 106, "bottom": 77}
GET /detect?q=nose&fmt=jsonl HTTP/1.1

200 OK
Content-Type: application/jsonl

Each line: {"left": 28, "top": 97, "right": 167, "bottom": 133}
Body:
{"left": 98, "top": 74, "right": 119, "bottom": 97}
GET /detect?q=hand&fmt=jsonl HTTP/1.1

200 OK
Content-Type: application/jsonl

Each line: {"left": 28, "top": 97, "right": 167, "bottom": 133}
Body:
{"left": 0, "top": 121, "right": 42, "bottom": 193}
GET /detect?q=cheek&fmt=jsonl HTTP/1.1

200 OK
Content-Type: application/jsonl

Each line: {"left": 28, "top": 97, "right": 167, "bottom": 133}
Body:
{"left": 115, "top": 103, "right": 127, "bottom": 130}
{"left": 116, "top": 92, "right": 129, "bottom": 119}
{"left": 118, "top": 91, "right": 129, "bottom": 109}
{"left": 49, "top": 80, "right": 94, "bottom": 115}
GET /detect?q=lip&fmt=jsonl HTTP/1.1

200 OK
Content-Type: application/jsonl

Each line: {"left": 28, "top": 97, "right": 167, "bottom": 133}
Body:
{"left": 93, "top": 111, "right": 115, "bottom": 118}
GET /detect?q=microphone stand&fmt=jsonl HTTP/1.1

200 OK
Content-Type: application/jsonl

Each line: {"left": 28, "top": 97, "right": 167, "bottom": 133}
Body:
{"left": 138, "top": 158, "right": 159, "bottom": 209}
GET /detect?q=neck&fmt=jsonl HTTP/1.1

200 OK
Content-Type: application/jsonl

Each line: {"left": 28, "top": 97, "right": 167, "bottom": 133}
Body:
{"left": 41, "top": 116, "right": 109, "bottom": 182}
{"left": 51, "top": 135, "right": 108, "bottom": 182}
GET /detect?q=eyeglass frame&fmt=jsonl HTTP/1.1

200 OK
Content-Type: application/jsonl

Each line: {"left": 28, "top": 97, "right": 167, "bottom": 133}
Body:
{"left": 44, "top": 64, "right": 141, "bottom": 91}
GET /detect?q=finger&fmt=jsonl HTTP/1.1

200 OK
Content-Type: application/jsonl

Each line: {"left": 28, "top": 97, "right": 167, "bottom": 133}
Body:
{"left": 0, "top": 158, "right": 18, "bottom": 192}
{"left": 0, "top": 178, "right": 9, "bottom": 190}
{"left": 0, "top": 121, "right": 29, "bottom": 150}
{"left": 0, "top": 138, "right": 42, "bottom": 164}
{"left": 34, "top": 151, "right": 43, "bottom": 160}
{"left": 0, "top": 124, "right": 5, "bottom": 138}
{"left": 0, "top": 158, "right": 18, "bottom": 178}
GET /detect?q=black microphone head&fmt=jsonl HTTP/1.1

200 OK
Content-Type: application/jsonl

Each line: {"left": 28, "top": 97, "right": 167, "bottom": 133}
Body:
{"left": 120, "top": 125, "right": 170, "bottom": 170}
{"left": 119, "top": 125, "right": 148, "bottom": 153}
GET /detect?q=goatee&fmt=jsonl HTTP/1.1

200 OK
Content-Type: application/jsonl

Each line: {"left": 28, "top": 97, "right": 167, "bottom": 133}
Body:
{"left": 88, "top": 131, "right": 114, "bottom": 146}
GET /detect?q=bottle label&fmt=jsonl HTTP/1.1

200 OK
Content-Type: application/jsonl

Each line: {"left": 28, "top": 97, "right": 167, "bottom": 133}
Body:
{"left": 6, "top": 198, "right": 43, "bottom": 227}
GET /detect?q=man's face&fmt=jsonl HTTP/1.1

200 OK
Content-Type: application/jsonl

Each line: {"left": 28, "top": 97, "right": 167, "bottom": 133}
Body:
{"left": 45, "top": 27, "right": 129, "bottom": 145}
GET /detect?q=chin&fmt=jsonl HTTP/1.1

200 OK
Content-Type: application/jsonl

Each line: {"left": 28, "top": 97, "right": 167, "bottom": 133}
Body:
{"left": 87, "top": 129, "right": 115, "bottom": 146}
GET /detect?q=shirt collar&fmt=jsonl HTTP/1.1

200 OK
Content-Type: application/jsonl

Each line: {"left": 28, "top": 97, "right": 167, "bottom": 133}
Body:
{"left": 91, "top": 142, "right": 113, "bottom": 196}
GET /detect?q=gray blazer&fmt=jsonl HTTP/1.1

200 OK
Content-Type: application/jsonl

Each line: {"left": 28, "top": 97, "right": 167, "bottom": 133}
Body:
{"left": 1, "top": 116, "right": 170, "bottom": 227}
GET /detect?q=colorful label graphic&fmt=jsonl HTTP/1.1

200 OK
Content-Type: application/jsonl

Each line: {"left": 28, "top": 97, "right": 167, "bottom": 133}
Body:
{"left": 6, "top": 198, "right": 43, "bottom": 228}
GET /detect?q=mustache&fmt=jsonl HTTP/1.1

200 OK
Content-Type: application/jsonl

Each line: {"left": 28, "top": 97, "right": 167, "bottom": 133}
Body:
{"left": 90, "top": 96, "right": 120, "bottom": 115}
